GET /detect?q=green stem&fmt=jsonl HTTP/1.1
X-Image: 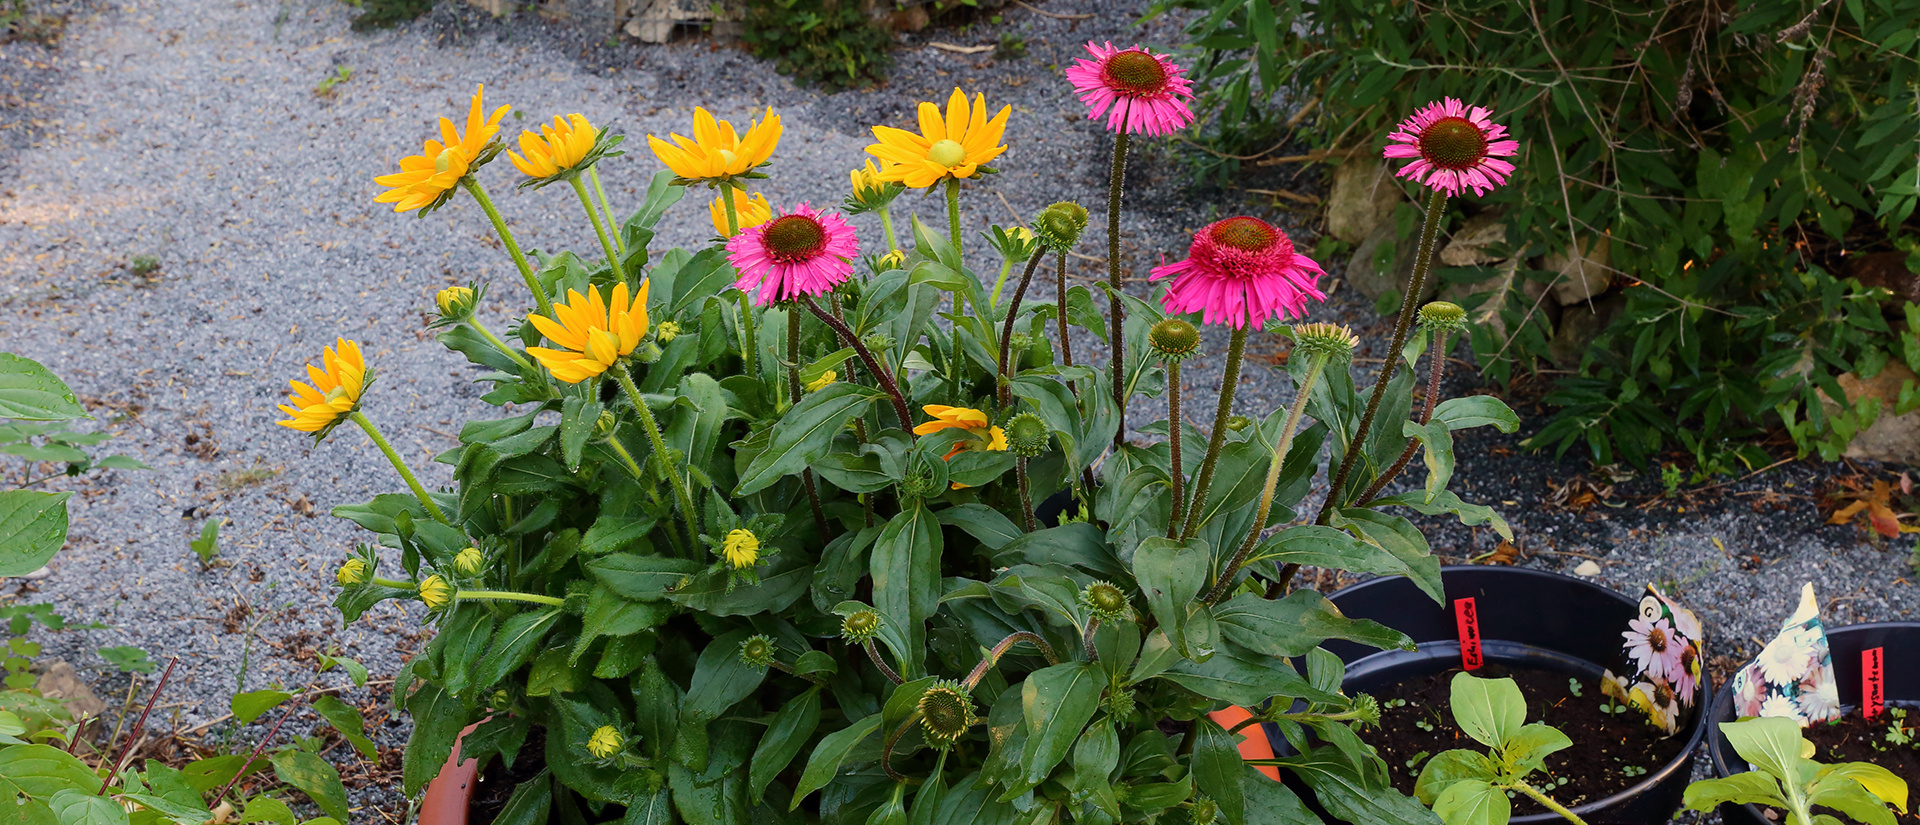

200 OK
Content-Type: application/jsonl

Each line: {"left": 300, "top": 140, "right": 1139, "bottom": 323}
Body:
{"left": 369, "top": 577, "right": 416, "bottom": 589}
{"left": 1179, "top": 326, "right": 1247, "bottom": 542}
{"left": 945, "top": 177, "right": 962, "bottom": 256}
{"left": 789, "top": 309, "right": 829, "bottom": 537}
{"left": 468, "top": 319, "right": 534, "bottom": 371}
{"left": 1358, "top": 326, "right": 1451, "bottom": 505}
{"left": 589, "top": 166, "right": 624, "bottom": 258}
{"left": 461, "top": 178, "right": 551, "bottom": 318}
{"left": 1315, "top": 188, "right": 1447, "bottom": 526}
{"left": 571, "top": 176, "right": 626, "bottom": 284}
{"left": 961, "top": 631, "right": 1060, "bottom": 691}
{"left": 1106, "top": 132, "right": 1132, "bottom": 449}
{"left": 615, "top": 366, "right": 701, "bottom": 544}
{"left": 1016, "top": 457, "right": 1035, "bottom": 532}
{"left": 990, "top": 259, "right": 1014, "bottom": 309}
{"left": 349, "top": 411, "right": 450, "bottom": 527}
{"left": 738, "top": 292, "right": 759, "bottom": 383}
{"left": 721, "top": 180, "right": 742, "bottom": 237}
{"left": 1206, "top": 351, "right": 1331, "bottom": 604}
{"left": 455, "top": 589, "right": 565, "bottom": 607}
{"left": 1165, "top": 360, "right": 1184, "bottom": 539}
{"left": 602, "top": 433, "right": 645, "bottom": 481}
{"left": 1510, "top": 782, "right": 1593, "bottom": 825}
{"left": 879, "top": 206, "right": 899, "bottom": 254}
{"left": 997, "top": 253, "right": 1046, "bottom": 407}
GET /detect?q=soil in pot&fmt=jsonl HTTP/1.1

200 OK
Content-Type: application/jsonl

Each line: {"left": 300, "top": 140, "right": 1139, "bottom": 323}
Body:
{"left": 1359, "top": 662, "right": 1689, "bottom": 816}
{"left": 1758, "top": 707, "right": 1920, "bottom": 825}
{"left": 470, "top": 727, "right": 547, "bottom": 825}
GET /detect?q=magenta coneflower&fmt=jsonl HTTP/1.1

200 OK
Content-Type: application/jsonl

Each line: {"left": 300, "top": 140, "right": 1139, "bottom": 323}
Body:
{"left": 1151, "top": 217, "right": 1326, "bottom": 329}
{"left": 1382, "top": 98, "right": 1521, "bottom": 198}
{"left": 728, "top": 202, "right": 859, "bottom": 306}
{"left": 1064, "top": 42, "right": 1196, "bottom": 137}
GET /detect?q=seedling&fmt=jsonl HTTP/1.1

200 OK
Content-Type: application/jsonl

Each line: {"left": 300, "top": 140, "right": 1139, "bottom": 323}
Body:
{"left": 1883, "top": 708, "right": 1914, "bottom": 749}
{"left": 1566, "top": 678, "right": 1583, "bottom": 698}
{"left": 191, "top": 518, "right": 223, "bottom": 570}
{"left": 1414, "top": 672, "right": 1590, "bottom": 824}
{"left": 1683, "top": 716, "right": 1909, "bottom": 825}
{"left": 127, "top": 254, "right": 160, "bottom": 279}
{"left": 313, "top": 65, "right": 352, "bottom": 98}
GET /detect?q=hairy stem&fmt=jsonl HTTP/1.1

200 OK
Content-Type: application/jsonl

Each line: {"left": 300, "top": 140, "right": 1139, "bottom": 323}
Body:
{"left": 1017, "top": 457, "right": 1035, "bottom": 532}
{"left": 1179, "top": 326, "right": 1248, "bottom": 542}
{"left": 1207, "top": 352, "right": 1331, "bottom": 604}
{"left": 802, "top": 295, "right": 914, "bottom": 427}
{"left": 863, "top": 640, "right": 903, "bottom": 685}
{"left": 1511, "top": 782, "right": 1593, "bottom": 825}
{"left": 738, "top": 292, "right": 759, "bottom": 384}
{"left": 997, "top": 253, "right": 1047, "bottom": 407}
{"left": 721, "top": 180, "right": 741, "bottom": 237}
{"left": 456, "top": 589, "right": 566, "bottom": 607}
{"left": 350, "top": 412, "right": 450, "bottom": 526}
{"left": 945, "top": 176, "right": 963, "bottom": 255}
{"left": 1165, "top": 360, "right": 1184, "bottom": 539}
{"left": 461, "top": 178, "right": 550, "bottom": 318}
{"left": 589, "top": 166, "right": 624, "bottom": 258}
{"left": 467, "top": 319, "right": 534, "bottom": 371}
{"left": 99, "top": 657, "right": 178, "bottom": 794}
{"left": 616, "top": 366, "right": 701, "bottom": 544}
{"left": 962, "top": 631, "right": 1061, "bottom": 691}
{"left": 1106, "top": 133, "right": 1131, "bottom": 448}
{"left": 879, "top": 206, "right": 899, "bottom": 254}
{"left": 1056, "top": 252, "right": 1075, "bottom": 375}
{"left": 1357, "top": 326, "right": 1451, "bottom": 505}
{"left": 602, "top": 433, "right": 646, "bottom": 481}
{"left": 571, "top": 176, "right": 625, "bottom": 284}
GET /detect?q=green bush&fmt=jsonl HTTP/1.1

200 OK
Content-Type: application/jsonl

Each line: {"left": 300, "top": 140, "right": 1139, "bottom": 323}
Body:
{"left": 1158, "top": 0, "right": 1920, "bottom": 467}
{"left": 743, "top": 0, "right": 894, "bottom": 91}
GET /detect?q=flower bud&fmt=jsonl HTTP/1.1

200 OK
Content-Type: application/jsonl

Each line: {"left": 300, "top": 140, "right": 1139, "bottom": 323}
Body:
{"left": 1080, "top": 581, "right": 1131, "bottom": 622}
{"left": 861, "top": 332, "right": 895, "bottom": 352}
{"left": 721, "top": 529, "right": 760, "bottom": 570}
{"left": 418, "top": 574, "right": 454, "bottom": 611}
{"left": 917, "top": 680, "right": 976, "bottom": 749}
{"left": 1417, "top": 301, "right": 1469, "bottom": 335}
{"left": 490, "top": 690, "right": 512, "bottom": 709}
{"left": 454, "top": 547, "right": 485, "bottom": 577}
{"left": 841, "top": 609, "right": 882, "bottom": 643}
{"left": 435, "top": 286, "right": 477, "bottom": 322}
{"left": 1106, "top": 686, "right": 1137, "bottom": 718}
{"left": 586, "top": 725, "right": 623, "bottom": 759}
{"left": 1005, "top": 413, "right": 1050, "bottom": 458}
{"left": 805, "top": 370, "right": 837, "bottom": 393}
{"left": 336, "top": 558, "right": 369, "bottom": 586}
{"left": 739, "top": 634, "right": 776, "bottom": 669}
{"left": 846, "top": 161, "right": 903, "bottom": 213}
{"left": 1225, "top": 415, "right": 1252, "bottom": 432}
{"left": 1148, "top": 318, "right": 1201, "bottom": 361}
{"left": 876, "top": 250, "right": 906, "bottom": 272}
{"left": 1033, "top": 201, "right": 1090, "bottom": 252}
{"left": 636, "top": 341, "right": 664, "bottom": 363}
{"left": 1290, "top": 322, "right": 1359, "bottom": 363}
{"left": 594, "top": 410, "right": 619, "bottom": 438}
{"left": 655, "top": 321, "right": 682, "bottom": 344}
{"left": 1352, "top": 693, "right": 1382, "bottom": 728}
{"left": 1188, "top": 796, "right": 1221, "bottom": 825}
{"left": 1008, "top": 332, "right": 1032, "bottom": 353}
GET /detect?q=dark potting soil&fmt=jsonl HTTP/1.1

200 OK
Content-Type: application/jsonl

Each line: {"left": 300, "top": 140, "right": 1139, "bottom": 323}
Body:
{"left": 1768, "top": 709, "right": 1920, "bottom": 825}
{"left": 471, "top": 727, "right": 547, "bottom": 825}
{"left": 1358, "top": 663, "right": 1689, "bottom": 817}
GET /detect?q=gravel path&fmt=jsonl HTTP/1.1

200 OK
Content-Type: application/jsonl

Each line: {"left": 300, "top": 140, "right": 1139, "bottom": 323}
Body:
{"left": 0, "top": 0, "right": 1914, "bottom": 819}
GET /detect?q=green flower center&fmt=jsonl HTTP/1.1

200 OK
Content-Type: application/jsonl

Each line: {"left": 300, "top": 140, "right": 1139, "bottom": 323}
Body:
{"left": 926, "top": 139, "right": 967, "bottom": 168}
{"left": 1103, "top": 50, "right": 1167, "bottom": 94}
{"left": 1417, "top": 117, "right": 1488, "bottom": 170}
{"left": 844, "top": 611, "right": 880, "bottom": 636}
{"left": 1149, "top": 319, "right": 1200, "bottom": 357}
{"left": 919, "top": 686, "right": 974, "bottom": 741}
{"left": 1209, "top": 217, "right": 1277, "bottom": 252}
{"left": 1086, "top": 584, "right": 1126, "bottom": 614}
{"left": 763, "top": 215, "right": 828, "bottom": 262}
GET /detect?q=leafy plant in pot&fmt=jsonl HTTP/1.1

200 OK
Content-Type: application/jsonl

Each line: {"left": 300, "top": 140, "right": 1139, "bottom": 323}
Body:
{"left": 295, "top": 63, "right": 1526, "bottom": 824}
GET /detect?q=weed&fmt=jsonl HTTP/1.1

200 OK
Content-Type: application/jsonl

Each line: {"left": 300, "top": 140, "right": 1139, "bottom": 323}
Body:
{"left": 348, "top": 0, "right": 433, "bottom": 31}
{"left": 96, "top": 645, "right": 155, "bottom": 674}
{"left": 216, "top": 461, "right": 279, "bottom": 491}
{"left": 1660, "top": 463, "right": 1684, "bottom": 499}
{"left": 128, "top": 254, "right": 160, "bottom": 278}
{"left": 313, "top": 65, "right": 353, "bottom": 98}
{"left": 1566, "top": 678, "right": 1583, "bottom": 698}
{"left": 190, "top": 518, "right": 223, "bottom": 570}
{"left": 994, "top": 33, "right": 1026, "bottom": 61}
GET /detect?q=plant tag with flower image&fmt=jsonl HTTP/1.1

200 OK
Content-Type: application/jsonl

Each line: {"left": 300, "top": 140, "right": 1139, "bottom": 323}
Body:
{"left": 1863, "top": 647, "right": 1885, "bottom": 721}
{"left": 1454, "top": 597, "right": 1482, "bottom": 670}
{"left": 1601, "top": 584, "right": 1705, "bottom": 736}
{"left": 1729, "top": 582, "right": 1842, "bottom": 726}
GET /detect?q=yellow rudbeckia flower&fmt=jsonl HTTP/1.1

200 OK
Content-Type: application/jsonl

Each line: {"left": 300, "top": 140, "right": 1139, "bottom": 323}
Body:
{"left": 374, "top": 85, "right": 510, "bottom": 213}
{"left": 276, "top": 338, "right": 367, "bottom": 433}
{"left": 647, "top": 107, "right": 782, "bottom": 183}
{"left": 526, "top": 281, "right": 652, "bottom": 383}
{"left": 709, "top": 188, "right": 771, "bottom": 237}
{"left": 508, "top": 113, "right": 598, "bottom": 180}
{"left": 866, "top": 88, "right": 1011, "bottom": 189}
{"left": 913, "top": 405, "right": 1008, "bottom": 459}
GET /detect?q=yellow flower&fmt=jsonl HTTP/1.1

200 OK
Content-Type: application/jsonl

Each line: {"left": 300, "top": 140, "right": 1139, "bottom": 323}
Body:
{"left": 526, "top": 281, "right": 652, "bottom": 384}
{"left": 374, "top": 85, "right": 510, "bottom": 213}
{"left": 866, "top": 88, "right": 1011, "bottom": 189}
{"left": 877, "top": 250, "right": 906, "bottom": 271}
{"left": 709, "top": 188, "right": 771, "bottom": 237}
{"left": 419, "top": 574, "right": 454, "bottom": 611}
{"left": 508, "top": 114, "right": 598, "bottom": 180}
{"left": 851, "top": 161, "right": 889, "bottom": 200}
{"left": 722, "top": 529, "right": 761, "bottom": 570}
{"left": 805, "top": 370, "right": 837, "bottom": 393}
{"left": 276, "top": 338, "right": 366, "bottom": 433}
{"left": 336, "top": 559, "right": 369, "bottom": 586}
{"left": 435, "top": 286, "right": 476, "bottom": 319}
{"left": 913, "top": 405, "right": 1008, "bottom": 460}
{"left": 586, "top": 725, "right": 623, "bottom": 758}
{"left": 454, "top": 547, "right": 485, "bottom": 577}
{"left": 647, "top": 107, "right": 782, "bottom": 182}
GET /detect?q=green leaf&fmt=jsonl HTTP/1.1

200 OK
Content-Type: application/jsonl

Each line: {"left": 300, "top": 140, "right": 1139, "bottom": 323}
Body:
{"left": 438, "top": 606, "right": 496, "bottom": 698}
{"left": 1242, "top": 764, "right": 1319, "bottom": 825}
{"left": 118, "top": 792, "right": 210, "bottom": 825}
{"left": 0, "top": 744, "right": 96, "bottom": 798}
{"left": 872, "top": 503, "right": 941, "bottom": 677}
{"left": 1132, "top": 536, "right": 1211, "bottom": 660}
{"left": 1158, "top": 646, "right": 1343, "bottom": 707}
{"left": 1431, "top": 779, "right": 1508, "bottom": 825}
{"left": 1400, "top": 420, "right": 1455, "bottom": 504}
{"left": 936, "top": 504, "right": 1022, "bottom": 551}
{"left": 1502, "top": 723, "right": 1572, "bottom": 774}
{"left": 1248, "top": 525, "right": 1421, "bottom": 584}
{"left": 95, "top": 645, "right": 155, "bottom": 674}
{"left": 49, "top": 790, "right": 129, "bottom": 825}
{"left": 1214, "top": 591, "right": 1414, "bottom": 657}
{"left": 230, "top": 690, "right": 292, "bottom": 725}
{"left": 1012, "top": 662, "right": 1103, "bottom": 798}
{"left": 1682, "top": 771, "right": 1790, "bottom": 812}
{"left": 734, "top": 383, "right": 883, "bottom": 495}
{"left": 1431, "top": 397, "right": 1520, "bottom": 433}
{"left": 1449, "top": 673, "right": 1525, "bottom": 749}
{"left": 239, "top": 796, "right": 295, "bottom": 824}
{"left": 587, "top": 554, "right": 703, "bottom": 599}
{"left": 1279, "top": 753, "right": 1440, "bottom": 825}
{"left": 1719, "top": 716, "right": 1806, "bottom": 781}
{"left": 470, "top": 609, "right": 563, "bottom": 693}
{"left": 791, "top": 713, "right": 883, "bottom": 810}
{"left": 1414, "top": 750, "right": 1502, "bottom": 805}
{"left": 0, "top": 355, "right": 86, "bottom": 420}
{"left": 491, "top": 771, "right": 552, "bottom": 825}
{"left": 1191, "top": 718, "right": 1247, "bottom": 825}
{"left": 0, "top": 490, "right": 71, "bottom": 578}
{"left": 402, "top": 683, "right": 469, "bottom": 797}
{"left": 269, "top": 749, "right": 351, "bottom": 821}
{"left": 311, "top": 695, "right": 376, "bottom": 761}
{"left": 682, "top": 629, "right": 767, "bottom": 721}
{"left": 1811, "top": 762, "right": 1909, "bottom": 810}
{"left": 749, "top": 687, "right": 821, "bottom": 802}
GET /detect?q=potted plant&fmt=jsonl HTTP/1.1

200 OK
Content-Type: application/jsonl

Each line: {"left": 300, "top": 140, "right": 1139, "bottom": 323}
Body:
{"left": 289, "top": 53, "right": 1538, "bottom": 824}
{"left": 1290, "top": 567, "right": 1713, "bottom": 824}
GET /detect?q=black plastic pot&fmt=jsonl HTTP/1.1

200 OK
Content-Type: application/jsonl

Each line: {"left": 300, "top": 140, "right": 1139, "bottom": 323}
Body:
{"left": 1280, "top": 566, "right": 1710, "bottom": 825}
{"left": 1707, "top": 622, "right": 1920, "bottom": 825}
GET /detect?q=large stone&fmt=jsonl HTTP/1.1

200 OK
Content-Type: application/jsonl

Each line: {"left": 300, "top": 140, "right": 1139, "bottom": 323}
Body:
{"left": 1438, "top": 211, "right": 1508, "bottom": 267}
{"left": 1831, "top": 363, "right": 1920, "bottom": 465}
{"left": 1325, "top": 157, "right": 1404, "bottom": 245}
{"left": 1548, "top": 293, "right": 1625, "bottom": 369}
{"left": 1543, "top": 234, "right": 1614, "bottom": 306}
{"left": 1345, "top": 221, "right": 1434, "bottom": 307}
{"left": 35, "top": 660, "right": 106, "bottom": 720}
{"left": 1436, "top": 257, "right": 1550, "bottom": 341}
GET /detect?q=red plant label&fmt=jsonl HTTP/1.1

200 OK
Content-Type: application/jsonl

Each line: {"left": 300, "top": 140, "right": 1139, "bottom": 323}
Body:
{"left": 1454, "top": 597, "right": 1482, "bottom": 670}
{"left": 1863, "top": 647, "right": 1885, "bottom": 720}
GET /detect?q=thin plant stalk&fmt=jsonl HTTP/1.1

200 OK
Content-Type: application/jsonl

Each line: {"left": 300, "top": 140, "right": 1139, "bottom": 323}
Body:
{"left": 800, "top": 295, "right": 914, "bottom": 427}
{"left": 98, "top": 656, "right": 178, "bottom": 795}
{"left": 1358, "top": 325, "right": 1453, "bottom": 504}
{"left": 1017, "top": 456, "right": 1035, "bottom": 532}
{"left": 997, "top": 253, "right": 1047, "bottom": 407}
{"left": 863, "top": 640, "right": 903, "bottom": 685}
{"left": 1105, "top": 132, "right": 1132, "bottom": 448}
{"left": 961, "top": 631, "right": 1060, "bottom": 691}
{"left": 990, "top": 258, "right": 1015, "bottom": 309}
{"left": 466, "top": 319, "right": 534, "bottom": 372}
{"left": 209, "top": 704, "right": 298, "bottom": 806}
{"left": 1315, "top": 189, "right": 1447, "bottom": 525}
{"left": 944, "top": 177, "right": 963, "bottom": 255}
{"left": 1513, "top": 783, "right": 1593, "bottom": 825}
{"left": 1206, "top": 351, "right": 1332, "bottom": 604}
{"left": 602, "top": 432, "right": 646, "bottom": 481}
{"left": 738, "top": 293, "right": 759, "bottom": 385}
{"left": 1178, "top": 326, "right": 1248, "bottom": 542}
{"left": 1164, "top": 359, "right": 1184, "bottom": 539}
{"left": 349, "top": 411, "right": 450, "bottom": 526}
{"left": 789, "top": 309, "right": 829, "bottom": 536}
{"left": 461, "top": 178, "right": 551, "bottom": 318}
{"left": 570, "top": 176, "right": 626, "bottom": 283}
{"left": 1055, "top": 252, "right": 1075, "bottom": 375}
{"left": 720, "top": 181, "right": 742, "bottom": 236}
{"left": 615, "top": 366, "right": 701, "bottom": 543}
{"left": 879, "top": 206, "right": 899, "bottom": 254}
{"left": 588, "top": 167, "right": 624, "bottom": 258}
{"left": 456, "top": 589, "right": 566, "bottom": 607}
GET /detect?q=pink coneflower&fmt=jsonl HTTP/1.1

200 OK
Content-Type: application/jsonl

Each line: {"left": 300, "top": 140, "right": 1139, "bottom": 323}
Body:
{"left": 1151, "top": 217, "right": 1325, "bottom": 329}
{"left": 728, "top": 202, "right": 859, "bottom": 306}
{"left": 1382, "top": 98, "right": 1521, "bottom": 197}
{"left": 1064, "top": 42, "right": 1196, "bottom": 137}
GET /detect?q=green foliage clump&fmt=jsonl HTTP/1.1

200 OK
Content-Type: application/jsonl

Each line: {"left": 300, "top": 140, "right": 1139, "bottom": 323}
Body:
{"left": 348, "top": 0, "right": 434, "bottom": 31}
{"left": 1156, "top": 0, "right": 1920, "bottom": 467}
{"left": 742, "top": 0, "right": 894, "bottom": 91}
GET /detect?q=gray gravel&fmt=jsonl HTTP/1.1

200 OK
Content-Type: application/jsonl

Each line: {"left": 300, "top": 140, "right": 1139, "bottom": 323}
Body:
{"left": 0, "top": 0, "right": 1914, "bottom": 819}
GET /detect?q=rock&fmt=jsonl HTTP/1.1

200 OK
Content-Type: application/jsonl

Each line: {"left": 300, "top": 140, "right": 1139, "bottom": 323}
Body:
{"left": 35, "top": 660, "right": 106, "bottom": 720}
{"left": 1437, "top": 210, "right": 1508, "bottom": 267}
{"left": 1574, "top": 560, "right": 1602, "bottom": 577}
{"left": 1346, "top": 221, "right": 1433, "bottom": 307}
{"left": 1548, "top": 293, "right": 1625, "bottom": 369}
{"left": 1829, "top": 363, "right": 1920, "bottom": 465}
{"left": 1845, "top": 250, "right": 1920, "bottom": 305}
{"left": 1543, "top": 233, "right": 1614, "bottom": 306}
{"left": 1325, "top": 157, "right": 1404, "bottom": 245}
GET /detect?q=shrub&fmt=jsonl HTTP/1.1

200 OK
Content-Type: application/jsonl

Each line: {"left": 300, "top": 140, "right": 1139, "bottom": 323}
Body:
{"left": 1155, "top": 0, "right": 1920, "bottom": 467}
{"left": 742, "top": 0, "right": 894, "bottom": 91}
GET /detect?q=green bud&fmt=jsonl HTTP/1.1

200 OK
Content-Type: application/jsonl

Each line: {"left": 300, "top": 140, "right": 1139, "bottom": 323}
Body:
{"left": 453, "top": 547, "right": 486, "bottom": 577}
{"left": 336, "top": 558, "right": 369, "bottom": 586}
{"left": 841, "top": 609, "right": 882, "bottom": 643}
{"left": 1004, "top": 413, "right": 1050, "bottom": 458}
{"left": 655, "top": 320, "right": 681, "bottom": 343}
{"left": 1290, "top": 322, "right": 1359, "bottom": 362}
{"left": 739, "top": 634, "right": 776, "bottom": 669}
{"left": 861, "top": 332, "right": 895, "bottom": 352}
{"left": 1033, "top": 201, "right": 1090, "bottom": 252}
{"left": 1149, "top": 318, "right": 1201, "bottom": 361}
{"left": 1417, "top": 301, "right": 1469, "bottom": 335}
{"left": 1080, "top": 581, "right": 1131, "bottom": 622}
{"left": 594, "top": 410, "right": 619, "bottom": 438}
{"left": 917, "top": 680, "right": 976, "bottom": 749}
{"left": 1225, "top": 415, "right": 1252, "bottom": 432}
